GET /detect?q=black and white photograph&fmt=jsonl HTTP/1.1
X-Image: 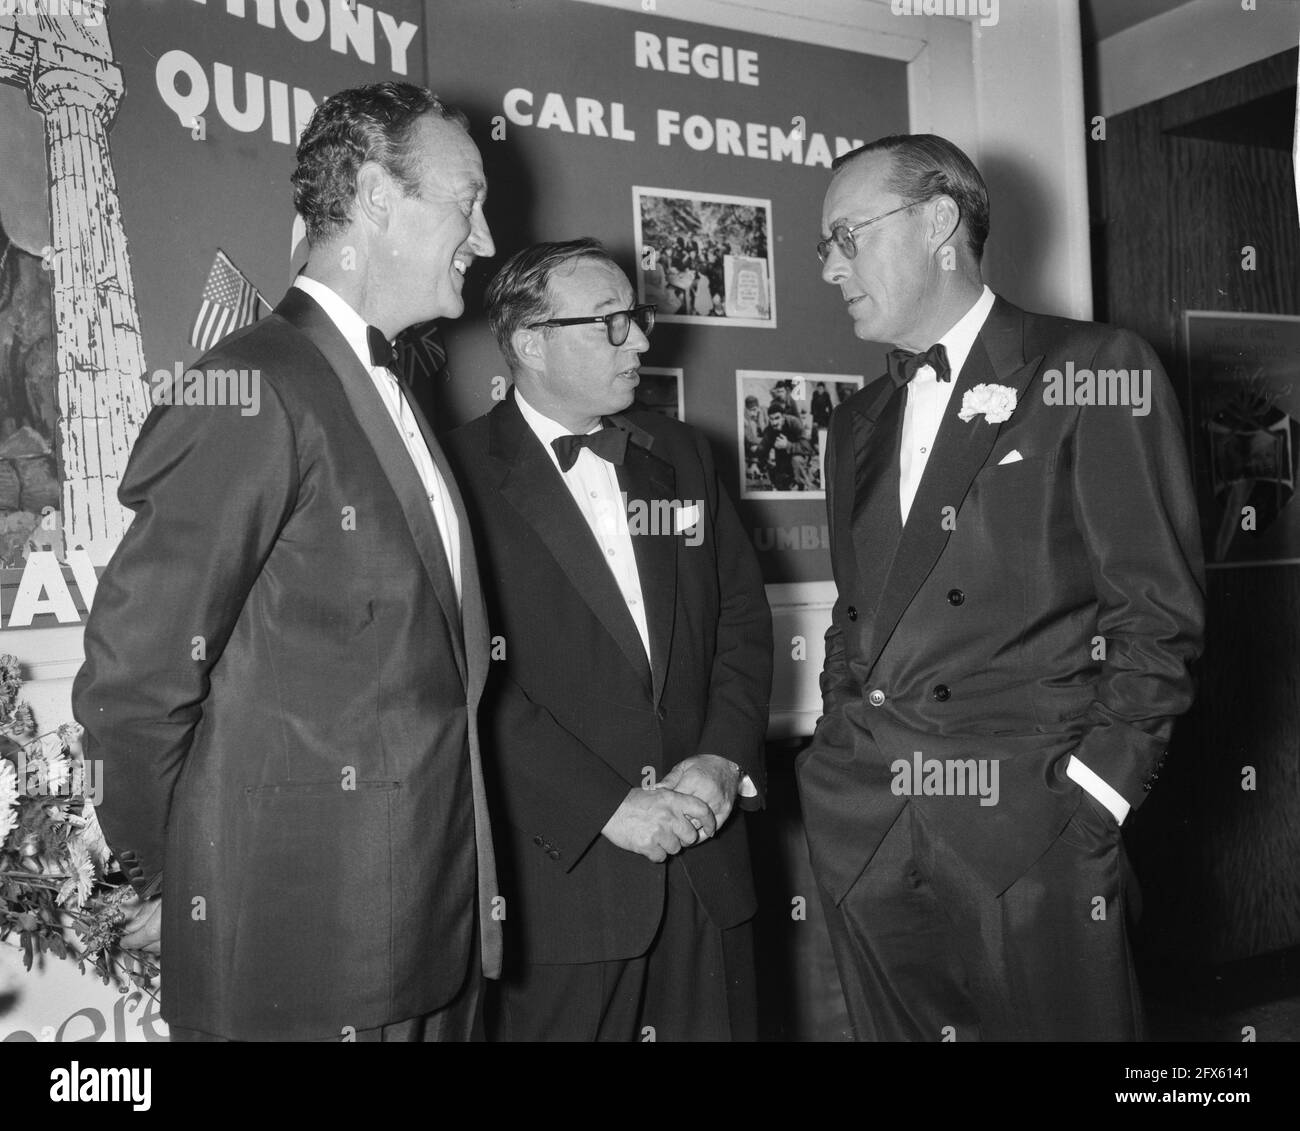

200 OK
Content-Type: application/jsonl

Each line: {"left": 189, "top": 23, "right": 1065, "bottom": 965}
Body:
{"left": 0, "top": 0, "right": 1297, "bottom": 1104}
{"left": 633, "top": 186, "right": 776, "bottom": 327}
{"left": 738, "top": 370, "right": 862, "bottom": 498}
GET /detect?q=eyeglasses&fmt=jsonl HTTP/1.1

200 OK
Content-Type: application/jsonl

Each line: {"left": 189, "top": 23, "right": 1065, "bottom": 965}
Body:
{"left": 527, "top": 304, "right": 656, "bottom": 347}
{"left": 816, "top": 201, "right": 920, "bottom": 264}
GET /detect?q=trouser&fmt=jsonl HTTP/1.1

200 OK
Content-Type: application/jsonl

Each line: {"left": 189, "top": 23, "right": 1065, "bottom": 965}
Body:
{"left": 491, "top": 856, "right": 757, "bottom": 1042}
{"left": 169, "top": 942, "right": 483, "bottom": 1042}
{"left": 819, "top": 796, "right": 1144, "bottom": 1041}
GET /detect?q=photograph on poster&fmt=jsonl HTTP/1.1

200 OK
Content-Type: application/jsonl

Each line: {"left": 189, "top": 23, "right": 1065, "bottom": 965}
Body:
{"left": 737, "top": 370, "right": 862, "bottom": 499}
{"left": 1185, "top": 310, "right": 1300, "bottom": 568}
{"left": 633, "top": 187, "right": 776, "bottom": 328}
{"left": 633, "top": 366, "right": 684, "bottom": 421}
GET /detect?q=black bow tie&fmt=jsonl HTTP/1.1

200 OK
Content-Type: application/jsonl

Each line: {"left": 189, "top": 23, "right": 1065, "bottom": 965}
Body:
{"left": 552, "top": 426, "right": 632, "bottom": 473}
{"left": 887, "top": 342, "right": 951, "bottom": 387}
{"left": 367, "top": 325, "right": 396, "bottom": 370}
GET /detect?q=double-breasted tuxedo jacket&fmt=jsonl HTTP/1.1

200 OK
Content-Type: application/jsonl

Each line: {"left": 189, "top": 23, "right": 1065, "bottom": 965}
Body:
{"left": 798, "top": 297, "right": 1206, "bottom": 904}
{"left": 444, "top": 391, "right": 772, "bottom": 966}
{"left": 73, "top": 289, "right": 500, "bottom": 1040}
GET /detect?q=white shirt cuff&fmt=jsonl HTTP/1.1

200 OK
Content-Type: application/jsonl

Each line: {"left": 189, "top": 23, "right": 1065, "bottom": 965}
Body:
{"left": 1066, "top": 755, "right": 1130, "bottom": 825}
{"left": 738, "top": 773, "right": 757, "bottom": 798}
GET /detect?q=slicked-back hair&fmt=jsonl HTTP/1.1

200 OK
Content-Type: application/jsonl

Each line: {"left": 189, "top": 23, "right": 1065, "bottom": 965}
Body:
{"left": 486, "top": 238, "right": 623, "bottom": 372}
{"left": 831, "top": 134, "right": 990, "bottom": 261}
{"left": 291, "top": 82, "right": 470, "bottom": 244}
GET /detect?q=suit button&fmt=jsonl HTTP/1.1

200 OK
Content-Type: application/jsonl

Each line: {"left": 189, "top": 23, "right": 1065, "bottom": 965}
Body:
{"left": 947, "top": 589, "right": 965, "bottom": 606}
{"left": 847, "top": 606, "right": 858, "bottom": 621}
{"left": 1143, "top": 780, "right": 1154, "bottom": 792}
{"left": 656, "top": 706, "right": 667, "bottom": 721}
{"left": 868, "top": 689, "right": 885, "bottom": 707}
{"left": 548, "top": 850, "right": 561, "bottom": 861}
{"left": 932, "top": 684, "right": 950, "bottom": 702}
{"left": 533, "top": 835, "right": 544, "bottom": 847}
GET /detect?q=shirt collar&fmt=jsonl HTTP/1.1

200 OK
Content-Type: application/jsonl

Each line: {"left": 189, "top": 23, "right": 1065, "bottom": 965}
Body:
{"left": 293, "top": 275, "right": 374, "bottom": 373}
{"left": 515, "top": 387, "right": 603, "bottom": 448}
{"left": 935, "top": 284, "right": 996, "bottom": 382}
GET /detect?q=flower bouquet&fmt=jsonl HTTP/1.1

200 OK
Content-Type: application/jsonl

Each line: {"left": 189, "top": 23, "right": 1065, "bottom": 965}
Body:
{"left": 0, "top": 654, "right": 158, "bottom": 993}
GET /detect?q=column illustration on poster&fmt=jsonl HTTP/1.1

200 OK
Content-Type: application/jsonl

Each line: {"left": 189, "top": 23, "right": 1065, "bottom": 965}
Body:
{"left": 0, "top": 0, "right": 425, "bottom": 630}
{"left": 0, "top": 1, "right": 148, "bottom": 620}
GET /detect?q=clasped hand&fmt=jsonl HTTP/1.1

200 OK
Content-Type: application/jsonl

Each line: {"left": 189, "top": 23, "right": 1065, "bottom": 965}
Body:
{"left": 601, "top": 755, "right": 741, "bottom": 863}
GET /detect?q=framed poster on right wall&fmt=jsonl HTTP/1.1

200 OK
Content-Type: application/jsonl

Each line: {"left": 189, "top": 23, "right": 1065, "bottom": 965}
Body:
{"left": 1184, "top": 310, "right": 1300, "bottom": 568}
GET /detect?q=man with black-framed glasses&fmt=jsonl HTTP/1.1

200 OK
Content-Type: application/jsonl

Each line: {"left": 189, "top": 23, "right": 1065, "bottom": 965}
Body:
{"left": 798, "top": 133, "right": 1205, "bottom": 1042}
{"left": 444, "top": 238, "right": 771, "bottom": 1042}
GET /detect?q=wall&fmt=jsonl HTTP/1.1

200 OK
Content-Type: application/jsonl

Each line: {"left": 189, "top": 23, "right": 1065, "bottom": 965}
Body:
{"left": 561, "top": 0, "right": 1098, "bottom": 733}
{"left": 1094, "top": 0, "right": 1299, "bottom": 118}
{"left": 1097, "top": 47, "right": 1300, "bottom": 966}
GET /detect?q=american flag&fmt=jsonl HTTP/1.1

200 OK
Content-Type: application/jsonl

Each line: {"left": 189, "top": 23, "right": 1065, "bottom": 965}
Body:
{"left": 189, "top": 250, "right": 265, "bottom": 351}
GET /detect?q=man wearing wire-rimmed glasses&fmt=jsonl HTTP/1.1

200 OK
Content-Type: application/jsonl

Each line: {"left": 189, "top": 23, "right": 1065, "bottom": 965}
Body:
{"left": 797, "top": 134, "right": 1204, "bottom": 1042}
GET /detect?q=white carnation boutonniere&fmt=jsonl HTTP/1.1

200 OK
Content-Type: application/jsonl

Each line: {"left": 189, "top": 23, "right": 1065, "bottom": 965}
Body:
{"left": 957, "top": 383, "right": 1017, "bottom": 425}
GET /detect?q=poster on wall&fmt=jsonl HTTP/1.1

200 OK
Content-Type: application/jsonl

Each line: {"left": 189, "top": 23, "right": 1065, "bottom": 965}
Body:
{"left": 633, "top": 367, "right": 684, "bottom": 420}
{"left": 0, "top": 0, "right": 425, "bottom": 630}
{"left": 737, "top": 371, "right": 862, "bottom": 499}
{"left": 1184, "top": 311, "right": 1300, "bottom": 568}
{"left": 426, "top": 0, "right": 908, "bottom": 585}
{"left": 633, "top": 187, "right": 775, "bottom": 327}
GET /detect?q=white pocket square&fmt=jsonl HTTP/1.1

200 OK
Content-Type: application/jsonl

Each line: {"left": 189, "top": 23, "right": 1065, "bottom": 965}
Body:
{"left": 997, "top": 449, "right": 1023, "bottom": 465}
{"left": 674, "top": 504, "right": 701, "bottom": 533}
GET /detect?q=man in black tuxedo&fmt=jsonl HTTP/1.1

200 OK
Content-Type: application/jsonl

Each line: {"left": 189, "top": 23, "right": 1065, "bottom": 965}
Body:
{"left": 798, "top": 134, "right": 1205, "bottom": 1041}
{"left": 73, "top": 83, "right": 499, "bottom": 1041}
{"left": 444, "top": 239, "right": 771, "bottom": 1042}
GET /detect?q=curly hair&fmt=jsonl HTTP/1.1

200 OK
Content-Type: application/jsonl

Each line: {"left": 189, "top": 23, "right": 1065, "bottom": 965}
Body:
{"left": 831, "top": 134, "right": 990, "bottom": 262}
{"left": 291, "top": 82, "right": 470, "bottom": 244}
{"left": 485, "top": 238, "right": 622, "bottom": 373}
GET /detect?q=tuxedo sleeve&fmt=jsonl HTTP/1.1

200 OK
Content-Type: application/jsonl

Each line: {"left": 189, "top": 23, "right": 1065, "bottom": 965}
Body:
{"left": 690, "top": 429, "right": 772, "bottom": 808}
{"left": 483, "top": 674, "right": 635, "bottom": 872}
{"left": 72, "top": 374, "right": 299, "bottom": 897}
{"left": 1068, "top": 330, "right": 1206, "bottom": 811}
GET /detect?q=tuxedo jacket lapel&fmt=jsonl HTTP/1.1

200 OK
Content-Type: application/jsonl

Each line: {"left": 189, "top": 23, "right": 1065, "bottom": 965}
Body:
{"left": 443, "top": 481, "right": 501, "bottom": 979}
{"left": 614, "top": 421, "right": 677, "bottom": 706}
{"left": 277, "top": 290, "right": 469, "bottom": 686}
{"left": 490, "top": 395, "right": 654, "bottom": 693}
{"left": 863, "top": 299, "right": 1043, "bottom": 675}
{"left": 849, "top": 379, "right": 906, "bottom": 612}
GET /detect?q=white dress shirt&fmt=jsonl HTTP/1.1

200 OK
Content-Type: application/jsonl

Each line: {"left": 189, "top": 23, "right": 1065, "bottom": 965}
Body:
{"left": 898, "top": 284, "right": 996, "bottom": 524}
{"left": 516, "top": 391, "right": 756, "bottom": 801}
{"left": 293, "top": 275, "right": 461, "bottom": 604}
{"left": 515, "top": 390, "right": 652, "bottom": 661}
